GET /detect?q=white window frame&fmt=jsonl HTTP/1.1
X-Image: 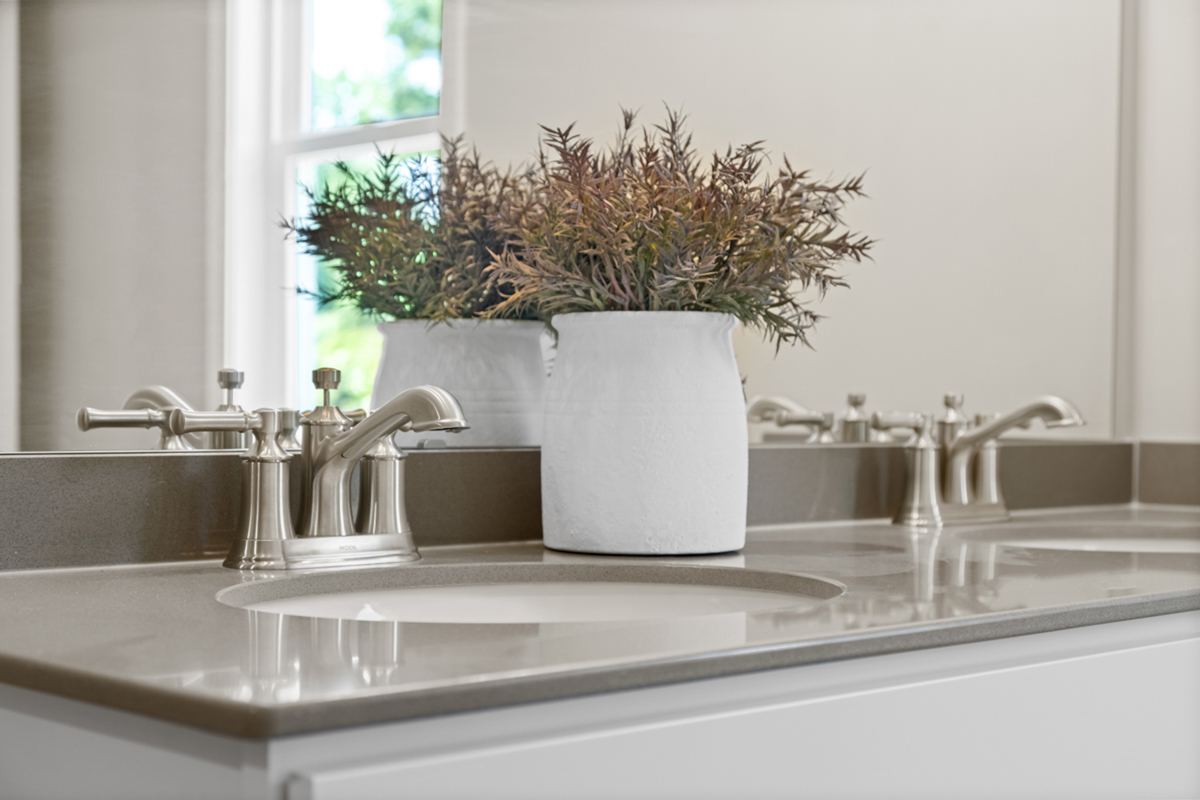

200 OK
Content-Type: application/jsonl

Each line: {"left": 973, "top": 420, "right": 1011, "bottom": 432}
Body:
{"left": 223, "top": 0, "right": 465, "bottom": 410}
{"left": 0, "top": 0, "right": 19, "bottom": 450}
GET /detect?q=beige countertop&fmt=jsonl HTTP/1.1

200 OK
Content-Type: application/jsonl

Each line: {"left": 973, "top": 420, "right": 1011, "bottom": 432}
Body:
{"left": 1, "top": 505, "right": 1198, "bottom": 737}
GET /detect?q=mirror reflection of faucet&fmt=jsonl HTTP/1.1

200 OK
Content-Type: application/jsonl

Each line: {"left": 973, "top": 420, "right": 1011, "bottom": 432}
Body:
{"left": 150, "top": 611, "right": 406, "bottom": 705}
{"left": 167, "top": 367, "right": 469, "bottom": 571}
{"left": 76, "top": 369, "right": 253, "bottom": 450}
{"left": 747, "top": 394, "right": 834, "bottom": 442}
{"left": 749, "top": 392, "right": 890, "bottom": 443}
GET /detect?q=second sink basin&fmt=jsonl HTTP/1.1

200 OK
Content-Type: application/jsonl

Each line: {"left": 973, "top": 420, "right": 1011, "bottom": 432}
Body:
{"left": 217, "top": 562, "right": 844, "bottom": 624}
{"left": 962, "top": 521, "right": 1200, "bottom": 555}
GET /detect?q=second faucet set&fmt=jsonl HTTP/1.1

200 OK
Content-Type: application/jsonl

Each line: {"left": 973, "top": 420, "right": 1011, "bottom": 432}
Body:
{"left": 885, "top": 393, "right": 1084, "bottom": 528}
{"left": 750, "top": 391, "right": 1085, "bottom": 529}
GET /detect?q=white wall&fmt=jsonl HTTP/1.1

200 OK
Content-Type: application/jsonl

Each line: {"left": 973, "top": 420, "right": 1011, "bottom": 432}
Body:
{"left": 1131, "top": 0, "right": 1200, "bottom": 441}
{"left": 462, "top": 0, "right": 1124, "bottom": 439}
{"left": 0, "top": 0, "right": 19, "bottom": 452}
{"left": 19, "top": 0, "right": 223, "bottom": 451}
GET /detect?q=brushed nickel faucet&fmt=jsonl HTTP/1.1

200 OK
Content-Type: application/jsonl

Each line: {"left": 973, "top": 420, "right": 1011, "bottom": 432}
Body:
{"left": 876, "top": 394, "right": 1085, "bottom": 528}
{"left": 169, "top": 367, "right": 468, "bottom": 570}
{"left": 169, "top": 407, "right": 294, "bottom": 569}
{"left": 940, "top": 395, "right": 1084, "bottom": 524}
{"left": 872, "top": 411, "right": 943, "bottom": 528}
{"left": 299, "top": 380, "right": 468, "bottom": 539}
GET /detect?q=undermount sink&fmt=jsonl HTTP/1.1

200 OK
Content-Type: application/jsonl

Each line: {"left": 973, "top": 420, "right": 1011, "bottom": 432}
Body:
{"left": 217, "top": 562, "right": 845, "bottom": 624}
{"left": 961, "top": 521, "right": 1200, "bottom": 555}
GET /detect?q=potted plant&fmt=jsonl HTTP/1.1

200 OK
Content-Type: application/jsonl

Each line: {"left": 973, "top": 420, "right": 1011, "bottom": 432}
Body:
{"left": 487, "top": 109, "right": 872, "bottom": 554}
{"left": 286, "top": 140, "right": 548, "bottom": 447}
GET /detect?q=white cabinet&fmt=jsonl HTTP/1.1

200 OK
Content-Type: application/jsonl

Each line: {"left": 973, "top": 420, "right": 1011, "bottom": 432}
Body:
{"left": 3, "top": 610, "right": 1198, "bottom": 800}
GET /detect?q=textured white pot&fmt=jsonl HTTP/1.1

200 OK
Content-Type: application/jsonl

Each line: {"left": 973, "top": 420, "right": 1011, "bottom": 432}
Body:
{"left": 542, "top": 311, "right": 748, "bottom": 555}
{"left": 372, "top": 320, "right": 547, "bottom": 448}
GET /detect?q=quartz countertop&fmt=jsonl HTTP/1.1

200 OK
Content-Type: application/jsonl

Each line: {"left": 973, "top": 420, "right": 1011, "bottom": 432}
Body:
{"left": 1, "top": 505, "right": 1198, "bottom": 738}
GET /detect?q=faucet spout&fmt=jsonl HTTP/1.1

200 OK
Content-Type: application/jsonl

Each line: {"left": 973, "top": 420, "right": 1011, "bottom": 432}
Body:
{"left": 301, "top": 386, "right": 469, "bottom": 538}
{"left": 948, "top": 396, "right": 1084, "bottom": 461}
{"left": 944, "top": 395, "right": 1084, "bottom": 506}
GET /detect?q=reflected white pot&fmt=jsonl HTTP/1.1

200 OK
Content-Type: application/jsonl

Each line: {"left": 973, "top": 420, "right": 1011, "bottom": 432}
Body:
{"left": 542, "top": 311, "right": 748, "bottom": 555}
{"left": 372, "top": 320, "right": 547, "bottom": 448}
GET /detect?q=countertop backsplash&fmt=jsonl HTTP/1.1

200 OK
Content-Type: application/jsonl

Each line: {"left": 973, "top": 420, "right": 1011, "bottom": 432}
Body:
{"left": 0, "top": 441, "right": 1191, "bottom": 572}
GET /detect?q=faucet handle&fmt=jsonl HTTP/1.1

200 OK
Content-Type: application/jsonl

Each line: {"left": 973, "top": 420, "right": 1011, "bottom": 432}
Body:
{"left": 77, "top": 407, "right": 195, "bottom": 451}
{"left": 746, "top": 395, "right": 833, "bottom": 441}
{"left": 307, "top": 368, "right": 361, "bottom": 427}
{"left": 840, "top": 393, "right": 869, "bottom": 442}
{"left": 312, "top": 368, "right": 341, "bottom": 407}
{"left": 871, "top": 411, "right": 925, "bottom": 431}
{"left": 213, "top": 369, "right": 249, "bottom": 449}
{"left": 871, "top": 411, "right": 929, "bottom": 445}
{"left": 278, "top": 409, "right": 302, "bottom": 450}
{"left": 870, "top": 412, "right": 941, "bottom": 527}
{"left": 313, "top": 368, "right": 340, "bottom": 391}
{"left": 169, "top": 409, "right": 257, "bottom": 435}
{"left": 937, "top": 393, "right": 969, "bottom": 446}
{"left": 217, "top": 369, "right": 244, "bottom": 390}
{"left": 942, "top": 393, "right": 966, "bottom": 420}
{"left": 746, "top": 394, "right": 807, "bottom": 425}
{"left": 169, "top": 408, "right": 293, "bottom": 461}
{"left": 214, "top": 408, "right": 296, "bottom": 570}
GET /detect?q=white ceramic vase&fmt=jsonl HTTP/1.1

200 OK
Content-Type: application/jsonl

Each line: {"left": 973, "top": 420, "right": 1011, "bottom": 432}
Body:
{"left": 541, "top": 311, "right": 748, "bottom": 555}
{"left": 372, "top": 320, "right": 547, "bottom": 448}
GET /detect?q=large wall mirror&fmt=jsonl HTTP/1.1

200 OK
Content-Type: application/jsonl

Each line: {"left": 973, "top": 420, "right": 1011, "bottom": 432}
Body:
{"left": 5, "top": 0, "right": 1198, "bottom": 452}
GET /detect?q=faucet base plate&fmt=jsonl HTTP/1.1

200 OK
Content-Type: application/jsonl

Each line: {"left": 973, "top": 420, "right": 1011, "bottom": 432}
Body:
{"left": 283, "top": 533, "right": 419, "bottom": 570}
{"left": 940, "top": 502, "right": 1011, "bottom": 526}
{"left": 224, "top": 539, "right": 290, "bottom": 571}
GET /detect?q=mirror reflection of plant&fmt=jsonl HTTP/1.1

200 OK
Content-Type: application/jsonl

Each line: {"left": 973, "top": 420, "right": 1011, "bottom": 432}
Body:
{"left": 285, "top": 138, "right": 539, "bottom": 322}
{"left": 485, "top": 109, "right": 874, "bottom": 347}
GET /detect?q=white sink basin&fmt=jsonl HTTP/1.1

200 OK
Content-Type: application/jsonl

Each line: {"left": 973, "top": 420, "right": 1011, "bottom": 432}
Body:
{"left": 218, "top": 562, "right": 844, "bottom": 624}
{"left": 244, "top": 582, "right": 827, "bottom": 624}
{"left": 963, "top": 521, "right": 1200, "bottom": 555}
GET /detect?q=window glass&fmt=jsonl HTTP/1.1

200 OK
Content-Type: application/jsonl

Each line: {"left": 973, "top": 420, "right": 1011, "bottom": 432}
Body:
{"left": 310, "top": 0, "right": 442, "bottom": 131}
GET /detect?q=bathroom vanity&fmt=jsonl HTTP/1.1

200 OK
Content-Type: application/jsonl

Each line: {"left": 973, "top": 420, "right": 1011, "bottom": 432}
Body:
{"left": 0, "top": 464, "right": 1198, "bottom": 800}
